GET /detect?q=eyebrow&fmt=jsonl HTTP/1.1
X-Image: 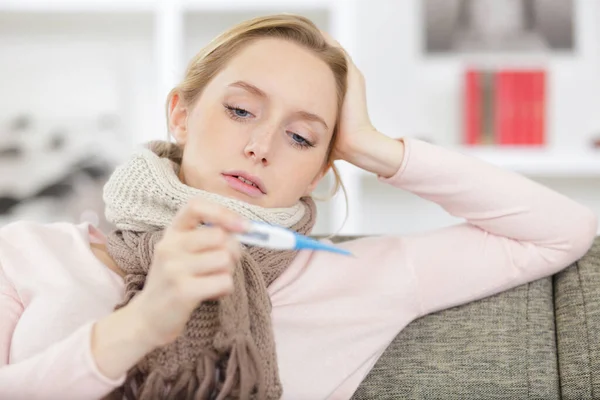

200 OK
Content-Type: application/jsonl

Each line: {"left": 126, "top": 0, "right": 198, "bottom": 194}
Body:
{"left": 228, "top": 80, "right": 329, "bottom": 131}
{"left": 229, "top": 80, "right": 267, "bottom": 98}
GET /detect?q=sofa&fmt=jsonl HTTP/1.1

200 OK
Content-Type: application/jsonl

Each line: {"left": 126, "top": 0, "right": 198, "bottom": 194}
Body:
{"left": 324, "top": 235, "right": 600, "bottom": 400}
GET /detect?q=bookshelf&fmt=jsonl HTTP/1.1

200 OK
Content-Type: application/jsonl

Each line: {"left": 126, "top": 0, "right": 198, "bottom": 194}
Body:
{"left": 455, "top": 147, "right": 600, "bottom": 177}
{"left": 352, "top": 146, "right": 600, "bottom": 179}
{"left": 1, "top": 0, "right": 598, "bottom": 235}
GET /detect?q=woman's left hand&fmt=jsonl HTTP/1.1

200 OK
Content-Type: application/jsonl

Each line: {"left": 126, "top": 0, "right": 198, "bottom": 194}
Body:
{"left": 322, "top": 31, "right": 405, "bottom": 178}
{"left": 320, "top": 31, "right": 377, "bottom": 162}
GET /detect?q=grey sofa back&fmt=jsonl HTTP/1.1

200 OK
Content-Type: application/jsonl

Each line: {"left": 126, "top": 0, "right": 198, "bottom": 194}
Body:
{"left": 554, "top": 238, "right": 600, "bottom": 399}
{"left": 317, "top": 235, "right": 600, "bottom": 399}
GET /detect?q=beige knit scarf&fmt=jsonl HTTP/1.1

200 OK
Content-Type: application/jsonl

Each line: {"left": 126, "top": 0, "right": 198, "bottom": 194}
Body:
{"left": 102, "top": 141, "right": 316, "bottom": 400}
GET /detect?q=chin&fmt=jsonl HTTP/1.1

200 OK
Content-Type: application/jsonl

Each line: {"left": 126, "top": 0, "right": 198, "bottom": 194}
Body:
{"left": 220, "top": 186, "right": 266, "bottom": 206}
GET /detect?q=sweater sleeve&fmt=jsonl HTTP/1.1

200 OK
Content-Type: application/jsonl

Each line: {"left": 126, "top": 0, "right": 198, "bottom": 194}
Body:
{"left": 371, "top": 137, "right": 598, "bottom": 316}
{"left": 0, "top": 262, "right": 124, "bottom": 400}
{"left": 0, "top": 262, "right": 23, "bottom": 366}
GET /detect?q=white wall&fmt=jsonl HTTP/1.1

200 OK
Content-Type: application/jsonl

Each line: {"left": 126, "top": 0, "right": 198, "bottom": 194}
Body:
{"left": 0, "top": 12, "right": 157, "bottom": 147}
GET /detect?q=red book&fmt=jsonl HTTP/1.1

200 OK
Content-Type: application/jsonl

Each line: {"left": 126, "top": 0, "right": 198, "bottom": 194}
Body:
{"left": 494, "top": 71, "right": 506, "bottom": 145}
{"left": 495, "top": 70, "right": 516, "bottom": 145}
{"left": 502, "top": 70, "right": 518, "bottom": 145}
{"left": 507, "top": 71, "right": 518, "bottom": 145}
{"left": 532, "top": 70, "right": 546, "bottom": 145}
{"left": 514, "top": 71, "right": 527, "bottom": 145}
{"left": 464, "top": 69, "right": 481, "bottom": 145}
{"left": 524, "top": 71, "right": 535, "bottom": 145}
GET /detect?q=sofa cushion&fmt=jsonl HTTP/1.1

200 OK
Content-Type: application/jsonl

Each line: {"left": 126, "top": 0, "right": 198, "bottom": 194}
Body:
{"left": 554, "top": 236, "right": 600, "bottom": 400}
{"left": 351, "top": 276, "right": 559, "bottom": 399}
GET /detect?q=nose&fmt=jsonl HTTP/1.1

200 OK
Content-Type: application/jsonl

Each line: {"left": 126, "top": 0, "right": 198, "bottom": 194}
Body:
{"left": 244, "top": 129, "right": 275, "bottom": 166}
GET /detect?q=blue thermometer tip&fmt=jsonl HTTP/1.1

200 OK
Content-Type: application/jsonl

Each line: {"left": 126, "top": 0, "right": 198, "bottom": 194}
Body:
{"left": 293, "top": 233, "right": 354, "bottom": 257}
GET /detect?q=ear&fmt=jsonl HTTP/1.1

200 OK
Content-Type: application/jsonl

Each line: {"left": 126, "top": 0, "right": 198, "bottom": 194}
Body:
{"left": 304, "top": 162, "right": 332, "bottom": 196}
{"left": 168, "top": 93, "right": 189, "bottom": 145}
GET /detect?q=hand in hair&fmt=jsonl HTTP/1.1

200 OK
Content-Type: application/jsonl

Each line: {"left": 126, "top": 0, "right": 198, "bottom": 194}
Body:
{"left": 321, "top": 31, "right": 406, "bottom": 178}
{"left": 320, "top": 31, "right": 375, "bottom": 160}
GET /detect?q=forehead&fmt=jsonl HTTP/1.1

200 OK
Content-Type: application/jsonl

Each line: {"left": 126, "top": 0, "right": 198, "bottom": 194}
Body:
{"left": 209, "top": 38, "right": 338, "bottom": 125}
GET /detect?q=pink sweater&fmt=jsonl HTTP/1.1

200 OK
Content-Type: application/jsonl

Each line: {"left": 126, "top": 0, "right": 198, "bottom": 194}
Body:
{"left": 0, "top": 138, "right": 597, "bottom": 400}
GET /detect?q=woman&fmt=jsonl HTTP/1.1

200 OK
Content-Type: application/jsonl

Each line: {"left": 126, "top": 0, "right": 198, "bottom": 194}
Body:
{"left": 0, "top": 14, "right": 596, "bottom": 400}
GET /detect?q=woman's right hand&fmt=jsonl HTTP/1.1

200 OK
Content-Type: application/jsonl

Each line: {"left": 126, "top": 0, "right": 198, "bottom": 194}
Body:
{"left": 129, "top": 197, "right": 249, "bottom": 347}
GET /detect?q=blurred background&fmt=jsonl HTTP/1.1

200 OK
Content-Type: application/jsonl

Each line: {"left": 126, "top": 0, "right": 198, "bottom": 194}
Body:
{"left": 1, "top": 0, "right": 599, "bottom": 235}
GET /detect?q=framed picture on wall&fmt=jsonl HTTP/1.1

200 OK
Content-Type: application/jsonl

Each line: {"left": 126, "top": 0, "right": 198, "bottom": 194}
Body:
{"left": 423, "top": 0, "right": 574, "bottom": 54}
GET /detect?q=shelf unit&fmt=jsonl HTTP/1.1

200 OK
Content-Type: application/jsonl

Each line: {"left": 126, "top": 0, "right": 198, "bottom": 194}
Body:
{"left": 454, "top": 146, "right": 600, "bottom": 177}
{"left": 352, "top": 145, "right": 600, "bottom": 178}
{"left": 1, "top": 0, "right": 598, "bottom": 235}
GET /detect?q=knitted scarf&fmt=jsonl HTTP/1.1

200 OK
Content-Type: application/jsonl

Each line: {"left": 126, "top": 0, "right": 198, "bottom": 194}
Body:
{"left": 102, "top": 141, "right": 316, "bottom": 400}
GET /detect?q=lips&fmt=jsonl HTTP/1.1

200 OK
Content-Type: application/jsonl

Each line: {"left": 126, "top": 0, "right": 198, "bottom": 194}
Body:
{"left": 222, "top": 171, "right": 266, "bottom": 198}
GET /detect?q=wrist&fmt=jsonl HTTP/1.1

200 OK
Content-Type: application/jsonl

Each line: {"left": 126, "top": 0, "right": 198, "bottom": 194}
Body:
{"left": 91, "top": 299, "right": 158, "bottom": 380}
{"left": 344, "top": 130, "right": 405, "bottom": 178}
{"left": 125, "top": 294, "right": 172, "bottom": 349}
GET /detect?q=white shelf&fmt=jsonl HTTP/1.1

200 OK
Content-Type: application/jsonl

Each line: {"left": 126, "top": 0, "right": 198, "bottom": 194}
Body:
{"left": 455, "top": 147, "right": 600, "bottom": 177}
{"left": 352, "top": 147, "right": 600, "bottom": 179}
{"left": 0, "top": 0, "right": 156, "bottom": 13}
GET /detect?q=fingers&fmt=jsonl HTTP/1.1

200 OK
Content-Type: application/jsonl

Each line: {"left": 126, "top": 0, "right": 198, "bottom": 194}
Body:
{"left": 159, "top": 221, "right": 242, "bottom": 267}
{"left": 180, "top": 273, "right": 235, "bottom": 302}
{"left": 169, "top": 197, "right": 249, "bottom": 233}
{"left": 170, "top": 225, "right": 241, "bottom": 255}
{"left": 170, "top": 248, "right": 240, "bottom": 276}
{"left": 156, "top": 226, "right": 242, "bottom": 273}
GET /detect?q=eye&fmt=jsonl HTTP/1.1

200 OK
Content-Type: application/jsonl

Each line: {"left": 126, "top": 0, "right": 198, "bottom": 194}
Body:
{"left": 288, "top": 132, "right": 314, "bottom": 149}
{"left": 224, "top": 104, "right": 254, "bottom": 121}
{"left": 292, "top": 133, "right": 308, "bottom": 144}
{"left": 234, "top": 108, "right": 249, "bottom": 117}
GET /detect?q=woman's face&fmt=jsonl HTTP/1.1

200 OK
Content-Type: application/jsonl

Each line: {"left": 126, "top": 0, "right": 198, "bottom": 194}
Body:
{"left": 169, "top": 38, "right": 338, "bottom": 208}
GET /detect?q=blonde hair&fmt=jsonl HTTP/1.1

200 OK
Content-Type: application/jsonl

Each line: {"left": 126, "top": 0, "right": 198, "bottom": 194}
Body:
{"left": 161, "top": 14, "right": 350, "bottom": 231}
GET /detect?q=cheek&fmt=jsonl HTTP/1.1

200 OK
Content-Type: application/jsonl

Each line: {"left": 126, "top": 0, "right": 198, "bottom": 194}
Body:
{"left": 187, "top": 107, "right": 232, "bottom": 146}
{"left": 280, "top": 153, "right": 326, "bottom": 184}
